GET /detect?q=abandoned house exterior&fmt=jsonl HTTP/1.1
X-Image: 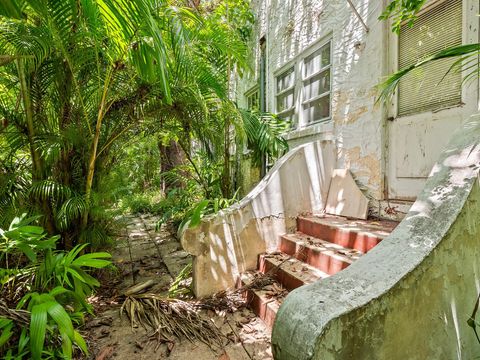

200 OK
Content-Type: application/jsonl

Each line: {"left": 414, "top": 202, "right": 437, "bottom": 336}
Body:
{"left": 182, "top": 0, "right": 480, "bottom": 358}
{"left": 235, "top": 0, "right": 479, "bottom": 215}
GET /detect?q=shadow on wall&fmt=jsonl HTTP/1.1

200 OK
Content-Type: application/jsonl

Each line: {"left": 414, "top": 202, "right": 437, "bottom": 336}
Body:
{"left": 272, "top": 116, "right": 480, "bottom": 360}
{"left": 181, "top": 140, "right": 336, "bottom": 298}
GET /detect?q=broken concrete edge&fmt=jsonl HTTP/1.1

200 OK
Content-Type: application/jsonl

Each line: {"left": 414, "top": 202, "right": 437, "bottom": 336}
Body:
{"left": 325, "top": 169, "right": 369, "bottom": 219}
{"left": 272, "top": 115, "right": 480, "bottom": 359}
{"left": 180, "top": 140, "right": 336, "bottom": 298}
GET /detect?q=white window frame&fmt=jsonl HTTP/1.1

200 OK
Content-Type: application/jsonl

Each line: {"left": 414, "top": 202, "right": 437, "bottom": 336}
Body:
{"left": 273, "top": 36, "right": 333, "bottom": 129}
{"left": 245, "top": 84, "right": 260, "bottom": 111}
{"left": 274, "top": 64, "right": 297, "bottom": 125}
{"left": 299, "top": 41, "right": 332, "bottom": 126}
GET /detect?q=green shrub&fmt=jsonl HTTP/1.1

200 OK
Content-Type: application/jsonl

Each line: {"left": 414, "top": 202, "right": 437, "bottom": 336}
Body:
{"left": 120, "top": 190, "right": 164, "bottom": 215}
{"left": 0, "top": 214, "right": 111, "bottom": 359}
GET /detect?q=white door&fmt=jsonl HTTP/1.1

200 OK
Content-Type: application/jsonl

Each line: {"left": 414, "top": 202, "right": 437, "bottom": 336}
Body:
{"left": 387, "top": 0, "right": 478, "bottom": 200}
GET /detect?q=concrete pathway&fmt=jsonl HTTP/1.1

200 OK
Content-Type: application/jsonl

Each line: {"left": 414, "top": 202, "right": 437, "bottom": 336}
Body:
{"left": 86, "top": 214, "right": 272, "bottom": 360}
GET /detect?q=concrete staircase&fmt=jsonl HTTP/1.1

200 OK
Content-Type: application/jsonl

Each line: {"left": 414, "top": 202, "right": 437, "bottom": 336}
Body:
{"left": 238, "top": 214, "right": 398, "bottom": 329}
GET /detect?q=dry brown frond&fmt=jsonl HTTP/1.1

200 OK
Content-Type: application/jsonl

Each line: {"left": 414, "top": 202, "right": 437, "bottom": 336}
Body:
{"left": 0, "top": 300, "right": 30, "bottom": 325}
{"left": 120, "top": 293, "right": 224, "bottom": 350}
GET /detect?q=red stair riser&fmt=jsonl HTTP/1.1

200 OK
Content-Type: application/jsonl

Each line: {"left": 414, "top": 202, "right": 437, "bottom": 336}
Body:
{"left": 258, "top": 255, "right": 305, "bottom": 291}
{"left": 297, "top": 218, "right": 381, "bottom": 252}
{"left": 278, "top": 236, "right": 297, "bottom": 254}
{"left": 279, "top": 236, "right": 349, "bottom": 275}
{"left": 238, "top": 282, "right": 277, "bottom": 329}
{"left": 246, "top": 291, "right": 276, "bottom": 329}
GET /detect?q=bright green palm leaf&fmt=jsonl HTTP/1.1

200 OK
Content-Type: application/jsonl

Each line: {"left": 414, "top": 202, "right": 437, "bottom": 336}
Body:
{"left": 74, "top": 330, "right": 88, "bottom": 355}
{"left": 30, "top": 303, "right": 48, "bottom": 360}
{"left": 72, "top": 252, "right": 111, "bottom": 268}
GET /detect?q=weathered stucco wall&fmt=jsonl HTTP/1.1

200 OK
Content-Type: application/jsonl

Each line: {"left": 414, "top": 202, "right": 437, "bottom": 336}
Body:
{"left": 236, "top": 0, "right": 387, "bottom": 200}
{"left": 237, "top": 0, "right": 479, "bottom": 205}
{"left": 272, "top": 116, "right": 480, "bottom": 359}
{"left": 181, "top": 140, "right": 336, "bottom": 297}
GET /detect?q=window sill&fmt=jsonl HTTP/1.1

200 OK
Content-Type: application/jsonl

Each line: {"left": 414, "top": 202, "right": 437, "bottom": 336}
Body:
{"left": 284, "top": 120, "right": 334, "bottom": 141}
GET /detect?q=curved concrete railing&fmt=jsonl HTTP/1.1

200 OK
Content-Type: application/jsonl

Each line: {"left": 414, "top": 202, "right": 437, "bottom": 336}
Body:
{"left": 181, "top": 140, "right": 336, "bottom": 297}
{"left": 272, "top": 116, "right": 480, "bottom": 359}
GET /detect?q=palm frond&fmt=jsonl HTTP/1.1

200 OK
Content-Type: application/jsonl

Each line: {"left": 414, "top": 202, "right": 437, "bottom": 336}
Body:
{"left": 377, "top": 43, "right": 480, "bottom": 103}
{"left": 121, "top": 293, "right": 224, "bottom": 350}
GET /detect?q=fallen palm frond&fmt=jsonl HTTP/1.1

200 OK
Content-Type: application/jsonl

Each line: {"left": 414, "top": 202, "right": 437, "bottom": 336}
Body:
{"left": 195, "top": 271, "right": 277, "bottom": 313}
{"left": 194, "top": 290, "right": 245, "bottom": 313}
{"left": 0, "top": 300, "right": 29, "bottom": 326}
{"left": 118, "top": 272, "right": 276, "bottom": 350}
{"left": 123, "top": 280, "right": 156, "bottom": 296}
{"left": 119, "top": 254, "right": 290, "bottom": 350}
{"left": 120, "top": 293, "right": 224, "bottom": 350}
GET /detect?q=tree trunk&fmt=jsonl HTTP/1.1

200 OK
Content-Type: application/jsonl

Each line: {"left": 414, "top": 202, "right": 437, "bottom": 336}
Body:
{"left": 82, "top": 70, "right": 112, "bottom": 235}
{"left": 158, "top": 139, "right": 186, "bottom": 194}
{"left": 221, "top": 119, "right": 232, "bottom": 198}
{"left": 17, "top": 60, "right": 56, "bottom": 235}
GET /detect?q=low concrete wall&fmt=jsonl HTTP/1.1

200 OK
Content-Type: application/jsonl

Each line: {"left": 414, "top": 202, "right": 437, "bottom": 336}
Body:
{"left": 272, "top": 116, "right": 480, "bottom": 359}
{"left": 181, "top": 140, "right": 336, "bottom": 297}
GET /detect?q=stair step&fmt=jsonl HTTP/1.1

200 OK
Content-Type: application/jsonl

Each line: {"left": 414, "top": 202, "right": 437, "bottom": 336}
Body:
{"left": 258, "top": 252, "right": 329, "bottom": 291}
{"left": 280, "top": 232, "right": 362, "bottom": 274}
{"left": 297, "top": 215, "right": 398, "bottom": 253}
{"left": 238, "top": 272, "right": 286, "bottom": 329}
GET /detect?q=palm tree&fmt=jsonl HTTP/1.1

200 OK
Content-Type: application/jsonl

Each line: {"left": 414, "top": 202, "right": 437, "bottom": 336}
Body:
{"left": 0, "top": 0, "right": 193, "bottom": 245}
{"left": 0, "top": 0, "right": 288, "bottom": 247}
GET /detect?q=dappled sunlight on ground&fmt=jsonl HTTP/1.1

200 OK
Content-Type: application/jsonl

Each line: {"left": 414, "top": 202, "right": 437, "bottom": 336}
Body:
{"left": 86, "top": 214, "right": 272, "bottom": 360}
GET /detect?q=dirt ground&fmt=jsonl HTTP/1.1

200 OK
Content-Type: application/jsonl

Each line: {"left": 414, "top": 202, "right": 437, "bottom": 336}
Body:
{"left": 84, "top": 214, "right": 272, "bottom": 360}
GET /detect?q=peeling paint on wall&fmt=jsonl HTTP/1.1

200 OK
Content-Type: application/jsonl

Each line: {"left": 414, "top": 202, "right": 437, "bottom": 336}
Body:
{"left": 343, "top": 146, "right": 381, "bottom": 194}
{"left": 272, "top": 116, "right": 480, "bottom": 360}
{"left": 236, "top": 0, "right": 479, "bottom": 203}
{"left": 236, "top": 0, "right": 387, "bottom": 201}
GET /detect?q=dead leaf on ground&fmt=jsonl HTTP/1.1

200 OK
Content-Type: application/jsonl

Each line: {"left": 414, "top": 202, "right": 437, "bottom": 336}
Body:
{"left": 265, "top": 283, "right": 288, "bottom": 299}
{"left": 95, "top": 345, "right": 114, "bottom": 360}
{"left": 167, "top": 341, "right": 175, "bottom": 355}
{"left": 218, "top": 350, "right": 230, "bottom": 360}
{"left": 243, "top": 324, "right": 256, "bottom": 334}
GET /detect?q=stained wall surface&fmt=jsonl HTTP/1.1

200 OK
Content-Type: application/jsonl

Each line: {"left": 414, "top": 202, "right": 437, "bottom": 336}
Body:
{"left": 235, "top": 0, "right": 479, "bottom": 202}
{"left": 272, "top": 117, "right": 480, "bottom": 359}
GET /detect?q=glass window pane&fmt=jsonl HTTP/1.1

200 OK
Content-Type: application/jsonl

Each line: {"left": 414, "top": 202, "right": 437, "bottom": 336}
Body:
{"left": 321, "top": 43, "right": 331, "bottom": 67}
{"left": 303, "top": 70, "right": 330, "bottom": 101}
{"left": 304, "top": 43, "right": 331, "bottom": 78}
{"left": 304, "top": 50, "right": 321, "bottom": 78}
{"left": 247, "top": 91, "right": 259, "bottom": 111}
{"left": 398, "top": 0, "right": 462, "bottom": 115}
{"left": 276, "top": 67, "right": 295, "bottom": 93}
{"left": 278, "top": 109, "right": 295, "bottom": 123}
{"left": 303, "top": 95, "right": 330, "bottom": 123}
{"left": 276, "top": 89, "right": 295, "bottom": 112}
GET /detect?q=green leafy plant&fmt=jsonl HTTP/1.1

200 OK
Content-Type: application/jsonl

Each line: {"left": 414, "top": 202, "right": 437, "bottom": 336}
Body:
{"left": 168, "top": 263, "right": 193, "bottom": 298}
{"left": 19, "top": 287, "right": 89, "bottom": 360}
{"left": 379, "top": 0, "right": 427, "bottom": 33}
{"left": 0, "top": 214, "right": 111, "bottom": 359}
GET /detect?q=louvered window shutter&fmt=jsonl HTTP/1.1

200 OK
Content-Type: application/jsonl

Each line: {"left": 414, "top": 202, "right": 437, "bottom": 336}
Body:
{"left": 398, "top": 0, "right": 462, "bottom": 116}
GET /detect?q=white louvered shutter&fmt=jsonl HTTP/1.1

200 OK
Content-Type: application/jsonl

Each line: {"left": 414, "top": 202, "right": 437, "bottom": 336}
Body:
{"left": 398, "top": 0, "right": 462, "bottom": 116}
